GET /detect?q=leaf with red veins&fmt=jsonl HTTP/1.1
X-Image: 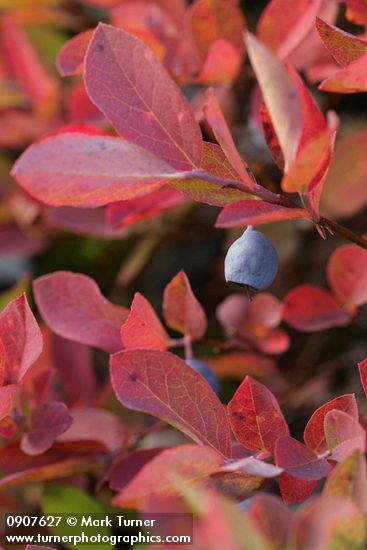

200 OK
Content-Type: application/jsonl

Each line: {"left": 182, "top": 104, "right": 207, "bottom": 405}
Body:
{"left": 84, "top": 23, "right": 202, "bottom": 170}
{"left": 324, "top": 410, "right": 366, "bottom": 462}
{"left": 110, "top": 349, "right": 231, "bottom": 457}
{"left": 227, "top": 376, "right": 289, "bottom": 455}
{"left": 304, "top": 394, "right": 359, "bottom": 455}
{"left": 163, "top": 271, "right": 207, "bottom": 340}
{"left": 316, "top": 18, "right": 367, "bottom": 67}
{"left": 57, "top": 29, "right": 94, "bottom": 77}
{"left": 275, "top": 435, "right": 331, "bottom": 480}
{"left": 0, "top": 294, "right": 43, "bottom": 385}
{"left": 33, "top": 272, "right": 128, "bottom": 353}
{"left": 112, "top": 444, "right": 224, "bottom": 509}
{"left": 11, "top": 131, "right": 181, "bottom": 208}
{"left": 283, "top": 285, "right": 351, "bottom": 332}
{"left": 21, "top": 402, "right": 73, "bottom": 456}
{"left": 327, "top": 244, "right": 367, "bottom": 309}
{"left": 216, "top": 200, "right": 309, "bottom": 228}
{"left": 121, "top": 293, "right": 170, "bottom": 350}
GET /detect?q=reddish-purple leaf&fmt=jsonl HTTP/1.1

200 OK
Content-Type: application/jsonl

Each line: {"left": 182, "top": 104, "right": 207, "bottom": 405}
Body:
{"left": 112, "top": 444, "right": 224, "bottom": 509}
{"left": 324, "top": 410, "right": 366, "bottom": 462}
{"left": 121, "top": 293, "right": 170, "bottom": 350}
{"left": 33, "top": 272, "right": 128, "bottom": 353}
{"left": 11, "top": 131, "right": 181, "bottom": 208}
{"left": 57, "top": 29, "right": 94, "bottom": 77}
{"left": 358, "top": 359, "right": 367, "bottom": 399}
{"left": 316, "top": 18, "right": 367, "bottom": 67}
{"left": 283, "top": 285, "right": 350, "bottom": 332}
{"left": 327, "top": 244, "right": 367, "bottom": 309}
{"left": 163, "top": 271, "right": 207, "bottom": 340}
{"left": 304, "top": 394, "right": 358, "bottom": 455}
{"left": 279, "top": 472, "right": 317, "bottom": 504}
{"left": 57, "top": 407, "right": 128, "bottom": 452}
{"left": 216, "top": 200, "right": 309, "bottom": 228}
{"left": 21, "top": 402, "right": 73, "bottom": 456}
{"left": 227, "top": 376, "right": 289, "bottom": 455}
{"left": 84, "top": 23, "right": 202, "bottom": 170}
{"left": 257, "top": 0, "right": 323, "bottom": 60}
{"left": 0, "top": 294, "right": 43, "bottom": 384}
{"left": 110, "top": 448, "right": 164, "bottom": 491}
{"left": 275, "top": 435, "right": 330, "bottom": 480}
{"left": 110, "top": 349, "right": 231, "bottom": 457}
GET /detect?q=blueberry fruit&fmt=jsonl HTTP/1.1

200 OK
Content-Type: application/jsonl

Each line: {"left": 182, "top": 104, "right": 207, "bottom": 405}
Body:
{"left": 186, "top": 358, "right": 220, "bottom": 395}
{"left": 224, "top": 226, "right": 278, "bottom": 291}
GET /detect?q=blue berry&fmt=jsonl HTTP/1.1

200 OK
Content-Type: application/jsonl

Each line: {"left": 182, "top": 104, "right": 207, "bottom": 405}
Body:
{"left": 186, "top": 358, "right": 220, "bottom": 395}
{"left": 224, "top": 226, "right": 278, "bottom": 290}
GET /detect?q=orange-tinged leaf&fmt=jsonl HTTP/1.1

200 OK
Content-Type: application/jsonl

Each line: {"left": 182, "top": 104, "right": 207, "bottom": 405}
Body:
{"left": 319, "top": 52, "right": 367, "bottom": 93}
{"left": 283, "top": 285, "right": 350, "bottom": 332}
{"left": 110, "top": 349, "right": 231, "bottom": 457}
{"left": 207, "top": 352, "right": 276, "bottom": 380}
{"left": 345, "top": 0, "right": 367, "bottom": 25}
{"left": 257, "top": 0, "right": 323, "bottom": 60}
{"left": 323, "top": 450, "right": 367, "bottom": 513}
{"left": 327, "top": 244, "right": 367, "bottom": 309}
{"left": 316, "top": 18, "right": 367, "bottom": 67}
{"left": 0, "top": 294, "right": 43, "bottom": 384}
{"left": 84, "top": 23, "right": 202, "bottom": 170}
{"left": 196, "top": 40, "right": 241, "bottom": 84}
{"left": 11, "top": 131, "right": 182, "bottom": 208}
{"left": 304, "top": 394, "right": 359, "bottom": 455}
{"left": 227, "top": 376, "right": 289, "bottom": 455}
{"left": 216, "top": 200, "right": 309, "bottom": 228}
{"left": 112, "top": 444, "right": 223, "bottom": 509}
{"left": 33, "top": 272, "right": 128, "bottom": 353}
{"left": 121, "top": 293, "right": 170, "bottom": 350}
{"left": 57, "top": 29, "right": 93, "bottom": 77}
{"left": 324, "top": 410, "right": 365, "bottom": 462}
{"left": 163, "top": 271, "right": 206, "bottom": 340}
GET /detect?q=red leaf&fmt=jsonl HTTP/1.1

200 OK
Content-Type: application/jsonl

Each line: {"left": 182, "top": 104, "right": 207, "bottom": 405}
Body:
{"left": 112, "top": 444, "right": 223, "bottom": 509}
{"left": 163, "top": 271, "right": 207, "bottom": 339}
{"left": 248, "top": 494, "right": 295, "bottom": 550}
{"left": 110, "top": 448, "right": 164, "bottom": 491}
{"left": 11, "top": 131, "right": 181, "bottom": 208}
{"left": 21, "top": 402, "right": 73, "bottom": 456}
{"left": 324, "top": 410, "right": 366, "bottom": 462}
{"left": 319, "top": 52, "right": 367, "bottom": 93}
{"left": 216, "top": 200, "right": 309, "bottom": 228}
{"left": 107, "top": 187, "right": 186, "bottom": 228}
{"left": 84, "top": 23, "right": 202, "bottom": 170}
{"left": 257, "top": 0, "right": 323, "bottom": 60}
{"left": 57, "top": 407, "right": 128, "bottom": 452}
{"left": 0, "top": 385, "right": 21, "bottom": 421}
{"left": 121, "top": 293, "right": 170, "bottom": 350}
{"left": 57, "top": 29, "right": 94, "bottom": 77}
{"left": 0, "top": 294, "right": 43, "bottom": 384}
{"left": 33, "top": 272, "right": 128, "bottom": 353}
{"left": 110, "top": 349, "right": 231, "bottom": 457}
{"left": 316, "top": 18, "right": 367, "bottom": 67}
{"left": 187, "top": 0, "right": 246, "bottom": 57}
{"left": 358, "top": 359, "right": 367, "bottom": 399}
{"left": 227, "top": 376, "right": 289, "bottom": 455}
{"left": 304, "top": 394, "right": 358, "bottom": 455}
{"left": 196, "top": 40, "right": 242, "bottom": 84}
{"left": 279, "top": 472, "right": 317, "bottom": 504}
{"left": 283, "top": 285, "right": 350, "bottom": 332}
{"left": 275, "top": 435, "right": 331, "bottom": 480}
{"left": 327, "top": 244, "right": 367, "bottom": 309}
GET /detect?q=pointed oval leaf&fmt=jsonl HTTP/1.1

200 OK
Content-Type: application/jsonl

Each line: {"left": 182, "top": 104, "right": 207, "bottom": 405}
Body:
{"left": 163, "top": 271, "right": 207, "bottom": 340}
{"left": 227, "top": 376, "right": 289, "bottom": 455}
{"left": 283, "top": 285, "right": 350, "bottom": 332}
{"left": 110, "top": 349, "right": 231, "bottom": 457}
{"left": 33, "top": 272, "right": 128, "bottom": 353}
{"left": 304, "top": 394, "right": 358, "bottom": 455}
{"left": 11, "top": 131, "right": 180, "bottom": 208}
{"left": 84, "top": 23, "right": 202, "bottom": 170}
{"left": 112, "top": 444, "right": 224, "bottom": 509}
{"left": 57, "top": 29, "right": 93, "bottom": 77}
{"left": 216, "top": 200, "right": 308, "bottom": 228}
{"left": 316, "top": 18, "right": 367, "bottom": 67}
{"left": 327, "top": 244, "right": 367, "bottom": 308}
{"left": 319, "top": 53, "right": 367, "bottom": 93}
{"left": 121, "top": 293, "right": 170, "bottom": 350}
